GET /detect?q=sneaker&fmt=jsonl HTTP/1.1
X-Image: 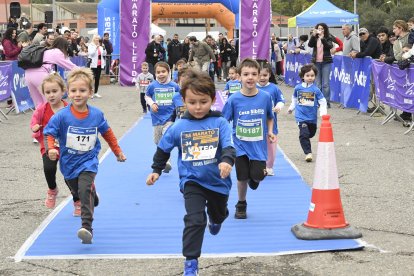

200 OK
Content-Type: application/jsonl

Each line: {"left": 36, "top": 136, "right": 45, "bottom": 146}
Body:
{"left": 45, "top": 188, "right": 58, "bottom": 208}
{"left": 94, "top": 93, "right": 102, "bottom": 98}
{"left": 73, "top": 200, "right": 81, "bottom": 217}
{"left": 208, "top": 219, "right": 222, "bottom": 235}
{"left": 305, "top": 153, "right": 313, "bottom": 162}
{"left": 77, "top": 227, "right": 93, "bottom": 244}
{"left": 266, "top": 167, "right": 274, "bottom": 176}
{"left": 235, "top": 201, "right": 247, "bottom": 219}
{"left": 33, "top": 138, "right": 38, "bottom": 144}
{"left": 184, "top": 259, "right": 198, "bottom": 276}
{"left": 248, "top": 179, "right": 260, "bottom": 190}
{"left": 163, "top": 161, "right": 172, "bottom": 173}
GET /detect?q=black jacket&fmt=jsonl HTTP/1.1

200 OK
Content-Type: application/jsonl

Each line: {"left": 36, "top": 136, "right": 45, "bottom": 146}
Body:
{"left": 167, "top": 39, "right": 183, "bottom": 65}
{"left": 103, "top": 39, "right": 113, "bottom": 55}
{"left": 145, "top": 41, "right": 166, "bottom": 66}
{"left": 308, "top": 34, "right": 334, "bottom": 63}
{"left": 356, "top": 34, "right": 382, "bottom": 59}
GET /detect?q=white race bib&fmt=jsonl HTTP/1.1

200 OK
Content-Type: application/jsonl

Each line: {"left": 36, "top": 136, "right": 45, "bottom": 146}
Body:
{"left": 66, "top": 126, "right": 98, "bottom": 152}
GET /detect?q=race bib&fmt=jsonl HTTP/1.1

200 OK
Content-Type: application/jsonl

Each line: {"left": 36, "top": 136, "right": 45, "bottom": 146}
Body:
{"left": 298, "top": 91, "right": 315, "bottom": 107}
{"left": 155, "top": 87, "right": 175, "bottom": 106}
{"left": 139, "top": 80, "right": 150, "bottom": 87}
{"left": 66, "top": 126, "right": 98, "bottom": 152}
{"left": 236, "top": 118, "right": 263, "bottom": 141}
{"left": 176, "top": 105, "right": 187, "bottom": 119}
{"left": 181, "top": 129, "right": 219, "bottom": 162}
{"left": 229, "top": 83, "right": 241, "bottom": 94}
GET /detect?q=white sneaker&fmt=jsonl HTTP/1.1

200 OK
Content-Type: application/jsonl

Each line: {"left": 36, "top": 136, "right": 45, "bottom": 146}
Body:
{"left": 266, "top": 168, "right": 274, "bottom": 176}
{"left": 163, "top": 161, "right": 172, "bottom": 173}
{"left": 77, "top": 228, "right": 93, "bottom": 244}
{"left": 305, "top": 153, "right": 313, "bottom": 162}
{"left": 94, "top": 93, "right": 102, "bottom": 98}
{"left": 33, "top": 138, "right": 38, "bottom": 144}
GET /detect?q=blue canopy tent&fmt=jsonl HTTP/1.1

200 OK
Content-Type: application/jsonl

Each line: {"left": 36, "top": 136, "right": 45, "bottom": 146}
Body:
{"left": 288, "top": 0, "right": 359, "bottom": 28}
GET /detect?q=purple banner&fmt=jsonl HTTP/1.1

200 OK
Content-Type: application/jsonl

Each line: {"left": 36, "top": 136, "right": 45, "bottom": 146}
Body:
{"left": 120, "top": 0, "right": 151, "bottom": 86}
{"left": 211, "top": 90, "right": 227, "bottom": 112}
{"left": 372, "top": 60, "right": 414, "bottom": 113}
{"left": 0, "top": 62, "right": 12, "bottom": 102}
{"left": 239, "top": 0, "right": 271, "bottom": 60}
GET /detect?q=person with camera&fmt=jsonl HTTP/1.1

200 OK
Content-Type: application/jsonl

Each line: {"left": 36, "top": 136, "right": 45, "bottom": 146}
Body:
{"left": 88, "top": 34, "right": 106, "bottom": 98}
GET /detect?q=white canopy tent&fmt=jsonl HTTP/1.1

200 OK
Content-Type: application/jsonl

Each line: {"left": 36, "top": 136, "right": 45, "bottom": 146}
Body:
{"left": 151, "top": 23, "right": 166, "bottom": 37}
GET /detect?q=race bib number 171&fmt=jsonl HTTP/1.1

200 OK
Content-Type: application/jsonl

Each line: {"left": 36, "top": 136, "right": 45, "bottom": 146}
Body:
{"left": 66, "top": 126, "right": 98, "bottom": 152}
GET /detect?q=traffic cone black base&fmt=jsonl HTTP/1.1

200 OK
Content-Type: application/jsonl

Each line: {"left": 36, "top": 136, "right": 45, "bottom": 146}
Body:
{"left": 291, "top": 223, "right": 362, "bottom": 240}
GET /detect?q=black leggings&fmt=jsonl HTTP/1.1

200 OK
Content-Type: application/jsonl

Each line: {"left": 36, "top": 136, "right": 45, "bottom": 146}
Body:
{"left": 91, "top": 66, "right": 102, "bottom": 94}
{"left": 42, "top": 154, "right": 58, "bottom": 190}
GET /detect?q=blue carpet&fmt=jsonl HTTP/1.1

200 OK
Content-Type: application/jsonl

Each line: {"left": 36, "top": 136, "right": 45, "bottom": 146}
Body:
{"left": 16, "top": 115, "right": 362, "bottom": 260}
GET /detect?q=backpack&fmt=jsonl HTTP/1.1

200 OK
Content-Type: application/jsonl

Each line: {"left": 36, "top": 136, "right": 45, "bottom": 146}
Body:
{"left": 17, "top": 45, "right": 47, "bottom": 69}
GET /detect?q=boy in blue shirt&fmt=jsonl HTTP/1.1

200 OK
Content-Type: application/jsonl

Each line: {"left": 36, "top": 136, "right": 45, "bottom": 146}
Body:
{"left": 222, "top": 58, "right": 276, "bottom": 219}
{"left": 146, "top": 70, "right": 235, "bottom": 276}
{"left": 224, "top": 66, "right": 241, "bottom": 97}
{"left": 288, "top": 64, "right": 327, "bottom": 162}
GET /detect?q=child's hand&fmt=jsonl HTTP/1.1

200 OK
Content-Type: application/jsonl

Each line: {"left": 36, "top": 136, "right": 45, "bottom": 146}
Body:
{"left": 273, "top": 106, "right": 282, "bottom": 114}
{"left": 32, "top": 124, "right": 42, "bottom": 132}
{"left": 218, "top": 162, "right": 232, "bottom": 179}
{"left": 268, "top": 132, "right": 277, "bottom": 143}
{"left": 48, "top": 149, "right": 59, "bottom": 161}
{"left": 146, "top": 173, "right": 160, "bottom": 185}
{"left": 117, "top": 152, "right": 127, "bottom": 162}
{"left": 151, "top": 103, "right": 159, "bottom": 113}
{"left": 287, "top": 109, "right": 293, "bottom": 114}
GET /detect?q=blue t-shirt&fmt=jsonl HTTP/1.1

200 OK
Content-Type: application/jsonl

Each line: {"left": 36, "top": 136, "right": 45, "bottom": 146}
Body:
{"left": 293, "top": 83, "right": 325, "bottom": 124}
{"left": 172, "top": 92, "right": 186, "bottom": 120}
{"left": 225, "top": 80, "right": 242, "bottom": 96}
{"left": 158, "top": 115, "right": 234, "bottom": 195}
{"left": 222, "top": 90, "right": 274, "bottom": 161}
{"left": 146, "top": 80, "right": 180, "bottom": 126}
{"left": 256, "top": 83, "right": 285, "bottom": 135}
{"left": 172, "top": 70, "right": 178, "bottom": 83}
{"left": 43, "top": 105, "right": 110, "bottom": 180}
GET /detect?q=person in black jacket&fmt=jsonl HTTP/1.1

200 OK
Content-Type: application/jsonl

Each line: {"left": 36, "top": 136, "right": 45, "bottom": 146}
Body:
{"left": 145, "top": 35, "right": 166, "bottom": 75}
{"left": 220, "top": 38, "right": 234, "bottom": 81}
{"left": 350, "top": 28, "right": 382, "bottom": 59}
{"left": 167, "top": 34, "right": 183, "bottom": 72}
{"left": 182, "top": 36, "right": 190, "bottom": 62}
{"left": 103, "top": 32, "right": 113, "bottom": 75}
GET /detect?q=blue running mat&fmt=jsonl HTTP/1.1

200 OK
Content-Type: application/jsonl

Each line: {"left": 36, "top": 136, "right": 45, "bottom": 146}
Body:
{"left": 16, "top": 115, "right": 363, "bottom": 260}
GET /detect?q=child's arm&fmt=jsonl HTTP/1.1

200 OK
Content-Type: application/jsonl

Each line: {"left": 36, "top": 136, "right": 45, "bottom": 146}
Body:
{"left": 30, "top": 108, "right": 42, "bottom": 133}
{"left": 288, "top": 95, "right": 297, "bottom": 114}
{"left": 219, "top": 146, "right": 236, "bottom": 179}
{"left": 267, "top": 117, "right": 276, "bottom": 143}
{"left": 144, "top": 94, "right": 158, "bottom": 112}
{"left": 273, "top": 102, "right": 285, "bottom": 113}
{"left": 318, "top": 97, "right": 328, "bottom": 117}
{"left": 146, "top": 147, "right": 171, "bottom": 185}
{"left": 45, "top": 135, "right": 59, "bottom": 160}
{"left": 101, "top": 128, "right": 126, "bottom": 162}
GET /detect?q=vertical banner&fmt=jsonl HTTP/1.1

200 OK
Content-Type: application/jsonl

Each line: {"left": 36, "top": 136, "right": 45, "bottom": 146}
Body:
{"left": 372, "top": 61, "right": 414, "bottom": 113}
{"left": 98, "top": 0, "right": 120, "bottom": 56}
{"left": 0, "top": 62, "right": 12, "bottom": 102}
{"left": 239, "top": 0, "right": 271, "bottom": 60}
{"left": 284, "top": 54, "right": 312, "bottom": 87}
{"left": 11, "top": 61, "right": 34, "bottom": 113}
{"left": 120, "top": 0, "right": 151, "bottom": 86}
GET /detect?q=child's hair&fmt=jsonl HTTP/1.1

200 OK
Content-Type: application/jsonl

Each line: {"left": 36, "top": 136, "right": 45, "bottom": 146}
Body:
{"left": 154, "top": 61, "right": 170, "bottom": 73}
{"left": 181, "top": 69, "right": 216, "bottom": 101}
{"left": 228, "top": 66, "right": 237, "bottom": 73}
{"left": 175, "top": 59, "right": 187, "bottom": 67}
{"left": 237, "top": 58, "right": 260, "bottom": 74}
{"left": 41, "top": 73, "right": 66, "bottom": 94}
{"left": 408, "top": 17, "right": 414, "bottom": 24}
{"left": 260, "top": 62, "right": 272, "bottom": 74}
{"left": 141, "top": 61, "right": 149, "bottom": 67}
{"left": 177, "top": 64, "right": 190, "bottom": 83}
{"left": 67, "top": 68, "right": 94, "bottom": 91}
{"left": 299, "top": 64, "right": 318, "bottom": 79}
{"left": 402, "top": 43, "right": 413, "bottom": 50}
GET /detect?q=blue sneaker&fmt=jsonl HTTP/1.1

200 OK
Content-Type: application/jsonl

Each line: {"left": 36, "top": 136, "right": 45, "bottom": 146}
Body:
{"left": 184, "top": 259, "right": 198, "bottom": 276}
{"left": 208, "top": 220, "right": 221, "bottom": 235}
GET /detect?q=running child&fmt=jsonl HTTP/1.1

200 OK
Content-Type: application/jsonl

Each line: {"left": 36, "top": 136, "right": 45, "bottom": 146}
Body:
{"left": 172, "top": 58, "right": 187, "bottom": 83}
{"left": 135, "top": 62, "right": 154, "bottom": 113}
{"left": 256, "top": 62, "right": 285, "bottom": 176}
{"left": 222, "top": 58, "right": 276, "bottom": 219}
{"left": 44, "top": 68, "right": 127, "bottom": 244}
{"left": 224, "top": 66, "right": 241, "bottom": 97}
{"left": 172, "top": 64, "right": 190, "bottom": 121}
{"left": 30, "top": 73, "right": 69, "bottom": 209}
{"left": 146, "top": 70, "right": 235, "bottom": 276}
{"left": 145, "top": 61, "right": 180, "bottom": 173}
{"left": 287, "top": 64, "right": 327, "bottom": 162}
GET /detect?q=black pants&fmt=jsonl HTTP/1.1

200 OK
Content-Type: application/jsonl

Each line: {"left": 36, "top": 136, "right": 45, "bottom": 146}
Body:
{"left": 65, "top": 172, "right": 96, "bottom": 231}
{"left": 140, "top": 93, "right": 147, "bottom": 113}
{"left": 298, "top": 122, "right": 317, "bottom": 154}
{"left": 105, "top": 56, "right": 112, "bottom": 75}
{"left": 183, "top": 182, "right": 229, "bottom": 259}
{"left": 91, "top": 66, "right": 102, "bottom": 94}
{"left": 42, "top": 154, "right": 58, "bottom": 190}
{"left": 235, "top": 155, "right": 266, "bottom": 182}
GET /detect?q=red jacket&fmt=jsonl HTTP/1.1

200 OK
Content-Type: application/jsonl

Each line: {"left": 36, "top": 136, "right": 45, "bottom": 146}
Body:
{"left": 2, "top": 38, "right": 21, "bottom": 60}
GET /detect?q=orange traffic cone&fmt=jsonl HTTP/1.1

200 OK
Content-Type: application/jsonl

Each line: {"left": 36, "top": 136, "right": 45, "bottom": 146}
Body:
{"left": 292, "top": 115, "right": 362, "bottom": 240}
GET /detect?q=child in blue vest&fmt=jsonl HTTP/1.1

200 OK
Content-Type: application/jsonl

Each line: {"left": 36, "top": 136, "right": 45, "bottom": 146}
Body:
{"left": 145, "top": 61, "right": 180, "bottom": 173}
{"left": 146, "top": 70, "right": 236, "bottom": 276}
{"left": 224, "top": 66, "right": 241, "bottom": 97}
{"left": 288, "top": 64, "right": 327, "bottom": 162}
{"left": 222, "top": 58, "right": 276, "bottom": 219}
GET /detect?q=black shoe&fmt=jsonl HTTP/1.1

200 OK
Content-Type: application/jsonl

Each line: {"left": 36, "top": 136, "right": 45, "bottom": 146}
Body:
{"left": 235, "top": 201, "right": 247, "bottom": 219}
{"left": 248, "top": 179, "right": 260, "bottom": 190}
{"left": 94, "top": 192, "right": 99, "bottom": 207}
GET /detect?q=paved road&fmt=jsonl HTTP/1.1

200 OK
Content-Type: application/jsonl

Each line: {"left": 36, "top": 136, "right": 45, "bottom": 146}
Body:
{"left": 0, "top": 81, "right": 413, "bottom": 275}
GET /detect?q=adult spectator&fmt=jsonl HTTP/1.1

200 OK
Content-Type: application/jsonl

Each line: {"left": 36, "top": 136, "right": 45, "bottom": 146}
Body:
{"left": 331, "top": 35, "right": 344, "bottom": 55}
{"left": 2, "top": 27, "right": 22, "bottom": 61}
{"left": 69, "top": 31, "right": 79, "bottom": 57}
{"left": 32, "top": 23, "right": 48, "bottom": 45}
{"left": 308, "top": 23, "right": 334, "bottom": 107}
{"left": 167, "top": 33, "right": 183, "bottom": 71}
{"left": 342, "top": 24, "right": 360, "bottom": 56}
{"left": 19, "top": 13, "right": 30, "bottom": 30}
{"left": 102, "top": 32, "right": 113, "bottom": 75}
{"left": 205, "top": 35, "right": 220, "bottom": 81}
{"left": 144, "top": 35, "right": 166, "bottom": 75}
{"left": 44, "top": 33, "right": 55, "bottom": 48}
{"left": 273, "top": 39, "right": 284, "bottom": 79}
{"left": 229, "top": 39, "right": 238, "bottom": 68}
{"left": 188, "top": 36, "right": 215, "bottom": 73}
{"left": 377, "top": 27, "right": 394, "bottom": 63}
{"left": 7, "top": 17, "right": 18, "bottom": 29}
{"left": 25, "top": 37, "right": 78, "bottom": 107}
{"left": 294, "top": 35, "right": 312, "bottom": 55}
{"left": 88, "top": 35, "right": 106, "bottom": 98}
{"left": 286, "top": 34, "right": 299, "bottom": 53}
{"left": 392, "top": 20, "right": 410, "bottom": 61}
{"left": 220, "top": 37, "right": 233, "bottom": 81}
{"left": 76, "top": 36, "right": 88, "bottom": 57}
{"left": 182, "top": 36, "right": 190, "bottom": 62}
{"left": 350, "top": 28, "right": 381, "bottom": 59}
{"left": 17, "top": 22, "right": 33, "bottom": 47}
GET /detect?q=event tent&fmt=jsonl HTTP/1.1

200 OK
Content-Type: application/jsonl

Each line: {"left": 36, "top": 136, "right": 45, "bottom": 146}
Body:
{"left": 288, "top": 0, "right": 359, "bottom": 27}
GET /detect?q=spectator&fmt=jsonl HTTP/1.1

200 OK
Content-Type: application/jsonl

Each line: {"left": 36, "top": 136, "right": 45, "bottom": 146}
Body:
{"left": 2, "top": 27, "right": 21, "bottom": 61}
{"left": 182, "top": 36, "right": 190, "bottom": 62}
{"left": 294, "top": 35, "right": 312, "bottom": 55}
{"left": 342, "top": 24, "right": 360, "bottom": 56}
{"left": 7, "top": 17, "right": 18, "bottom": 29}
{"left": 188, "top": 36, "right": 216, "bottom": 73}
{"left": 286, "top": 34, "right": 299, "bottom": 53}
{"left": 308, "top": 23, "right": 334, "bottom": 108}
{"left": 229, "top": 39, "right": 238, "bottom": 68}
{"left": 69, "top": 31, "right": 79, "bottom": 57}
{"left": 408, "top": 17, "right": 414, "bottom": 44}
{"left": 220, "top": 38, "right": 233, "bottom": 81}
{"left": 44, "top": 33, "right": 55, "bottom": 48}
{"left": 144, "top": 35, "right": 166, "bottom": 75}
{"left": 402, "top": 43, "right": 414, "bottom": 60}
{"left": 167, "top": 33, "right": 183, "bottom": 71}
{"left": 17, "top": 21, "right": 33, "bottom": 47}
{"left": 19, "top": 13, "right": 30, "bottom": 30}
{"left": 350, "top": 28, "right": 381, "bottom": 59}
{"left": 392, "top": 20, "right": 410, "bottom": 62}
{"left": 377, "top": 27, "right": 394, "bottom": 63}
{"left": 88, "top": 35, "right": 106, "bottom": 98}
{"left": 32, "top": 23, "right": 48, "bottom": 45}
{"left": 102, "top": 32, "right": 113, "bottom": 75}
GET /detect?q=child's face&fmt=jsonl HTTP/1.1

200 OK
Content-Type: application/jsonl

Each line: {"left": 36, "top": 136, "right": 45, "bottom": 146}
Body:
{"left": 240, "top": 66, "right": 259, "bottom": 91}
{"left": 183, "top": 89, "right": 214, "bottom": 119}
{"left": 43, "top": 81, "right": 65, "bottom": 106}
{"left": 303, "top": 70, "right": 316, "bottom": 84}
{"left": 68, "top": 79, "right": 93, "bottom": 110}
{"left": 402, "top": 46, "right": 410, "bottom": 53}
{"left": 258, "top": 69, "right": 271, "bottom": 86}
{"left": 177, "top": 63, "right": 183, "bottom": 70}
{"left": 141, "top": 65, "right": 149, "bottom": 74}
{"left": 228, "top": 69, "right": 237, "bottom": 80}
{"left": 408, "top": 22, "right": 414, "bottom": 30}
{"left": 179, "top": 75, "right": 188, "bottom": 87}
{"left": 155, "top": 66, "right": 169, "bottom": 83}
